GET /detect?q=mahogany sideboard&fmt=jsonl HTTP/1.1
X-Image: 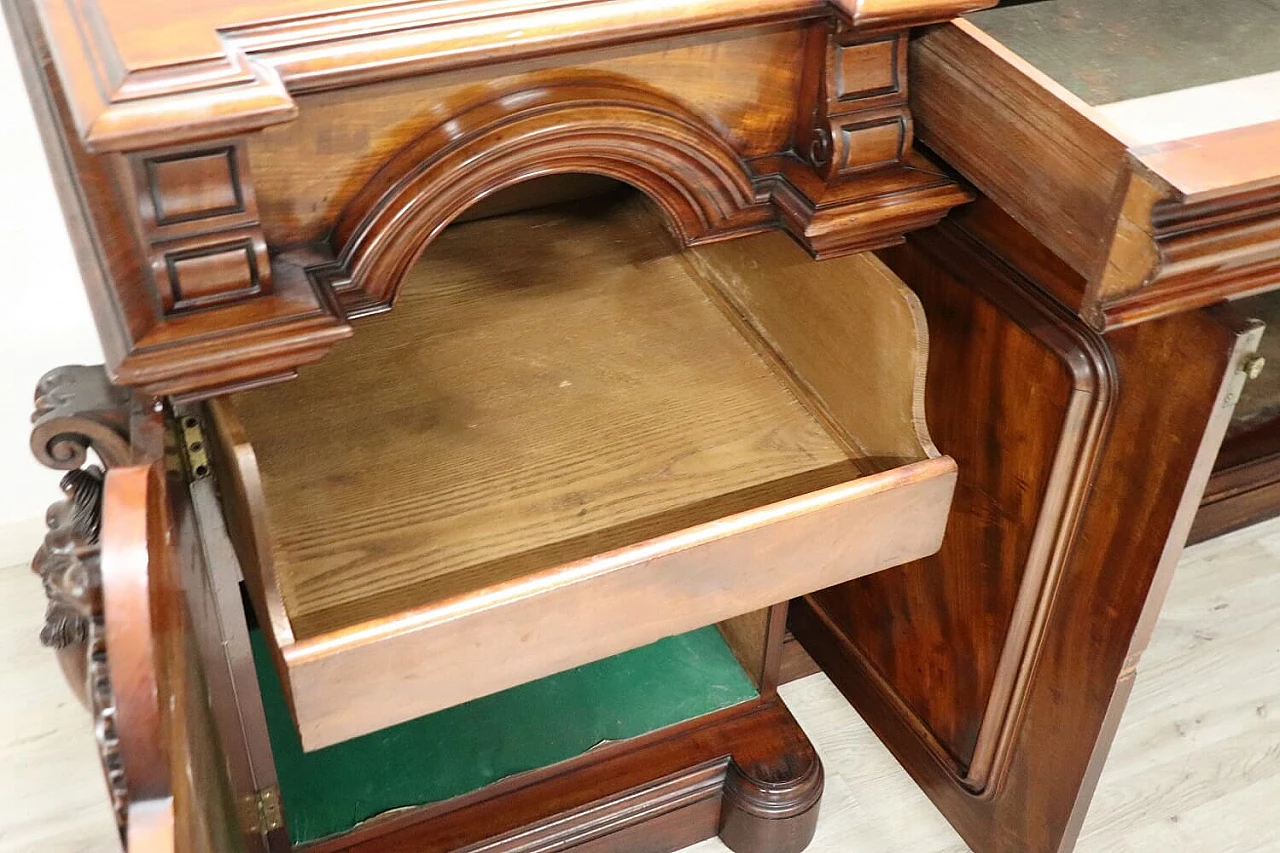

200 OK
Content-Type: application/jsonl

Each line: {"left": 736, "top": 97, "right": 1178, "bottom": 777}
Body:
{"left": 9, "top": 0, "right": 1280, "bottom": 852}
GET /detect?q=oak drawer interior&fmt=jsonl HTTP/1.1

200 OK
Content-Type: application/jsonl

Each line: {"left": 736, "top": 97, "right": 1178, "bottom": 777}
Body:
{"left": 208, "top": 187, "right": 956, "bottom": 750}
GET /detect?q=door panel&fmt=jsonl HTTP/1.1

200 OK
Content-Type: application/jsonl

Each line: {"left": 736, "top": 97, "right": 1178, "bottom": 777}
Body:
{"left": 97, "top": 458, "right": 258, "bottom": 852}
{"left": 793, "top": 216, "right": 1262, "bottom": 853}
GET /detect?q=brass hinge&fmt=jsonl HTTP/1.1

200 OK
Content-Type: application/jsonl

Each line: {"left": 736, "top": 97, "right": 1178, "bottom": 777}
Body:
{"left": 1243, "top": 354, "right": 1267, "bottom": 381}
{"left": 242, "top": 786, "right": 284, "bottom": 836}
{"left": 178, "top": 414, "right": 211, "bottom": 482}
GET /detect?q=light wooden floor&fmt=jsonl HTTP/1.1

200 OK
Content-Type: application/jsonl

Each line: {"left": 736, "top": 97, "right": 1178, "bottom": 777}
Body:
{"left": 1, "top": 518, "right": 1277, "bottom": 852}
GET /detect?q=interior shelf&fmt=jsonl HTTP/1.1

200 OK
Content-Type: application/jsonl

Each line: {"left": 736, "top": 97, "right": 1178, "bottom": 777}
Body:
{"left": 254, "top": 626, "right": 758, "bottom": 846}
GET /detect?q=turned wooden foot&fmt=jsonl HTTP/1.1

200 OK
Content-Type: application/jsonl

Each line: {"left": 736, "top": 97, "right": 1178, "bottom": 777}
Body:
{"left": 720, "top": 755, "right": 823, "bottom": 853}
{"left": 717, "top": 701, "right": 824, "bottom": 853}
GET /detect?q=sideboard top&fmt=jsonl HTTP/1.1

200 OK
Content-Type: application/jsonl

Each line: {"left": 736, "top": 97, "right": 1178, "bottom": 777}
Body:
{"left": 21, "top": 0, "right": 989, "bottom": 152}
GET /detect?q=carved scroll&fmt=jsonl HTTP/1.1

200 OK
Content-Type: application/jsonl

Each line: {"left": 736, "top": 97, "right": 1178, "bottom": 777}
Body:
{"left": 30, "top": 366, "right": 129, "bottom": 672}
{"left": 28, "top": 365, "right": 132, "bottom": 835}
{"left": 31, "top": 365, "right": 131, "bottom": 470}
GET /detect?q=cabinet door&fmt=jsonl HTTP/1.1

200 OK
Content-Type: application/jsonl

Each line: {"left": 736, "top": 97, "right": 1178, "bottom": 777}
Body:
{"left": 87, "top": 457, "right": 274, "bottom": 853}
{"left": 792, "top": 217, "right": 1263, "bottom": 853}
{"left": 1193, "top": 291, "right": 1280, "bottom": 541}
{"left": 789, "top": 14, "right": 1279, "bottom": 852}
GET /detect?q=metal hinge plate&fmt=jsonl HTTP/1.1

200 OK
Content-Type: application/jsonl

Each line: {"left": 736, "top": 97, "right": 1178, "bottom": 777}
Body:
{"left": 242, "top": 785, "right": 284, "bottom": 836}
{"left": 178, "top": 414, "right": 210, "bottom": 482}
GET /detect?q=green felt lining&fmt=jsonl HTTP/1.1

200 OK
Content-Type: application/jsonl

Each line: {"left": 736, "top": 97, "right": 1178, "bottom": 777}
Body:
{"left": 251, "top": 627, "right": 758, "bottom": 846}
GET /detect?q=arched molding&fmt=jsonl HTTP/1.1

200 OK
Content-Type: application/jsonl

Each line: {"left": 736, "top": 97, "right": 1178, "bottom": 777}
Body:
{"left": 328, "top": 76, "right": 769, "bottom": 307}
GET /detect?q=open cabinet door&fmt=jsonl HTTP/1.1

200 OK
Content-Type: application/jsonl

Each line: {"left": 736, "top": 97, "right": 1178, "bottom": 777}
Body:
{"left": 793, "top": 223, "right": 1261, "bottom": 853}
{"left": 792, "top": 18, "right": 1277, "bottom": 853}
{"left": 96, "top": 461, "right": 247, "bottom": 852}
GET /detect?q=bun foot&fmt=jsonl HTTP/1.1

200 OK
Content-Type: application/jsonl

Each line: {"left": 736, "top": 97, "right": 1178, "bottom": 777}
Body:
{"left": 718, "top": 702, "right": 824, "bottom": 853}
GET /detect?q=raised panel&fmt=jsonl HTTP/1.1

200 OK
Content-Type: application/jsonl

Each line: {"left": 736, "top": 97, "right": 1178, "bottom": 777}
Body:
{"left": 838, "top": 116, "right": 906, "bottom": 173}
{"left": 835, "top": 37, "right": 900, "bottom": 100}
{"left": 147, "top": 147, "right": 244, "bottom": 225}
{"left": 796, "top": 219, "right": 1112, "bottom": 787}
{"left": 156, "top": 236, "right": 264, "bottom": 313}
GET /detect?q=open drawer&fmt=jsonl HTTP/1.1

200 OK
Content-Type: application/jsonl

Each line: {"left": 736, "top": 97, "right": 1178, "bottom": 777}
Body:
{"left": 910, "top": 6, "right": 1280, "bottom": 330}
{"left": 205, "top": 190, "right": 956, "bottom": 750}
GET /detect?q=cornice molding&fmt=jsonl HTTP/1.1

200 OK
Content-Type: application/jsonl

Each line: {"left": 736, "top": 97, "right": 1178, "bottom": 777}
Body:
{"left": 32, "top": 0, "right": 992, "bottom": 152}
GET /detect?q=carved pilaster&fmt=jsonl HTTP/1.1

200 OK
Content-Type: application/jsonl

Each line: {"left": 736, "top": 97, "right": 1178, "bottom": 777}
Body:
{"left": 28, "top": 365, "right": 129, "bottom": 697}
{"left": 29, "top": 365, "right": 131, "bottom": 836}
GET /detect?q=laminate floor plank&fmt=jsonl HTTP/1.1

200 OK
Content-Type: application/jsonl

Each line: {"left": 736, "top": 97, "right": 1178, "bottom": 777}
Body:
{"left": 1, "top": 515, "right": 1277, "bottom": 852}
{"left": 0, "top": 561, "right": 119, "bottom": 853}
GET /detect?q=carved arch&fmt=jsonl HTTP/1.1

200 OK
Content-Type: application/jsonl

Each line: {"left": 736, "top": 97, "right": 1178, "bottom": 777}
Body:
{"left": 327, "top": 75, "right": 771, "bottom": 309}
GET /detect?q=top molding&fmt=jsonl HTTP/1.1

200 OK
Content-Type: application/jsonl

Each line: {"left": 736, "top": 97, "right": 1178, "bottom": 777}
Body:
{"left": 34, "top": 0, "right": 990, "bottom": 152}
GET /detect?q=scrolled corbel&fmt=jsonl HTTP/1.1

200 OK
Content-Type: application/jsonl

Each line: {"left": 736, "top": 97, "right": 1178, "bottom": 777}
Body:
{"left": 30, "top": 364, "right": 131, "bottom": 470}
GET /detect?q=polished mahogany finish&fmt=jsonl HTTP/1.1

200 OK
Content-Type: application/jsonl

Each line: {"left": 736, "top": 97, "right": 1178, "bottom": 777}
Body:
{"left": 15, "top": 2, "right": 1280, "bottom": 853}
{"left": 10, "top": 0, "right": 991, "bottom": 848}
{"left": 7, "top": 0, "right": 983, "bottom": 399}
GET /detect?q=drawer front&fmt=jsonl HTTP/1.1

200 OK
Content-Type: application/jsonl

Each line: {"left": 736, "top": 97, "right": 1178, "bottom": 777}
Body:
{"left": 272, "top": 455, "right": 954, "bottom": 750}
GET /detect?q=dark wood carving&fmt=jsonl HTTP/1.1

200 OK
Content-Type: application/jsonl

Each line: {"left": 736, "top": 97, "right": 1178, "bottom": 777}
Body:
{"left": 30, "top": 365, "right": 131, "bottom": 470}
{"left": 29, "top": 462, "right": 152, "bottom": 844}
{"left": 32, "top": 466, "right": 104, "bottom": 705}
{"left": 27, "top": 366, "right": 132, "bottom": 841}
{"left": 29, "top": 365, "right": 130, "bottom": 709}
{"left": 88, "top": 574, "right": 128, "bottom": 835}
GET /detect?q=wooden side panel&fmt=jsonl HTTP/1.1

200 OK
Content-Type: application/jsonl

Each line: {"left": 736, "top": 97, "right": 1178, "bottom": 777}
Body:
{"left": 794, "top": 219, "right": 1260, "bottom": 852}
{"left": 687, "top": 232, "right": 937, "bottom": 466}
{"left": 717, "top": 602, "right": 789, "bottom": 693}
{"left": 800, "top": 224, "right": 1090, "bottom": 774}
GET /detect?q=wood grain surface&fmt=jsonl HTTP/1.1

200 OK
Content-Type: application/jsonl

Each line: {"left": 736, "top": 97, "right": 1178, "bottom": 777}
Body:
{"left": 231, "top": 194, "right": 859, "bottom": 638}
{"left": 211, "top": 190, "right": 957, "bottom": 748}
{"left": 794, "top": 213, "right": 1261, "bottom": 853}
